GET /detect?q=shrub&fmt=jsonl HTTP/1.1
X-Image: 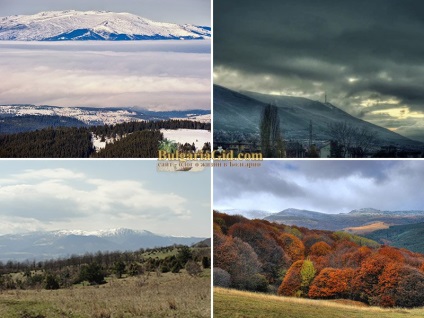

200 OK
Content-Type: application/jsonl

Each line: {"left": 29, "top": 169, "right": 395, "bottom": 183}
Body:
{"left": 79, "top": 263, "right": 105, "bottom": 285}
{"left": 247, "top": 273, "right": 269, "bottom": 292}
{"left": 202, "top": 256, "right": 211, "bottom": 269}
{"left": 185, "top": 260, "right": 202, "bottom": 276}
{"left": 213, "top": 268, "right": 231, "bottom": 288}
{"left": 44, "top": 274, "right": 60, "bottom": 290}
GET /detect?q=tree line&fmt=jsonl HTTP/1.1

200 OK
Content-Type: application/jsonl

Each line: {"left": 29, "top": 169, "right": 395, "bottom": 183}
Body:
{"left": 0, "top": 244, "right": 210, "bottom": 291}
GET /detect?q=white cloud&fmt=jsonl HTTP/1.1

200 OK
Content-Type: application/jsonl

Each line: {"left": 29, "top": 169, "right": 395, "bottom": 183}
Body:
{"left": 0, "top": 168, "right": 191, "bottom": 224}
{"left": 12, "top": 168, "right": 86, "bottom": 180}
{"left": 0, "top": 41, "right": 211, "bottom": 110}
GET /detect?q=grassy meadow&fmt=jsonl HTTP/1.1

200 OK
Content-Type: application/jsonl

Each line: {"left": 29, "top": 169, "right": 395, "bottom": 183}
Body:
{"left": 0, "top": 270, "right": 210, "bottom": 318}
{"left": 214, "top": 287, "right": 424, "bottom": 318}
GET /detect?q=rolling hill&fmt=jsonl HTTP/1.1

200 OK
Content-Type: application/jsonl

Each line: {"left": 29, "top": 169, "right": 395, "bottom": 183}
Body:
{"left": 364, "top": 222, "right": 424, "bottom": 254}
{"left": 264, "top": 208, "right": 424, "bottom": 231}
{"left": 0, "top": 10, "right": 211, "bottom": 41}
{"left": 213, "top": 85, "right": 423, "bottom": 150}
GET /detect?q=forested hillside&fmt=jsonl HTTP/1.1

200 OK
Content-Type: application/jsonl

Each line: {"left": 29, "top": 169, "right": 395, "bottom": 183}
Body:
{"left": 365, "top": 222, "right": 424, "bottom": 254}
{"left": 0, "top": 119, "right": 210, "bottom": 158}
{"left": 214, "top": 211, "right": 424, "bottom": 308}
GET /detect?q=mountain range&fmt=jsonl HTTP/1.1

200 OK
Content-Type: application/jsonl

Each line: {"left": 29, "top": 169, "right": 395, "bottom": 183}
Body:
{"left": 0, "top": 10, "right": 211, "bottom": 41}
{"left": 213, "top": 85, "right": 422, "bottom": 150}
{"left": 0, "top": 228, "right": 206, "bottom": 262}
{"left": 263, "top": 208, "right": 424, "bottom": 231}
{"left": 264, "top": 208, "right": 424, "bottom": 231}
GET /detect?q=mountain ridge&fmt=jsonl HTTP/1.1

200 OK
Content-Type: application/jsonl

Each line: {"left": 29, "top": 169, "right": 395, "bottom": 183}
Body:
{"left": 0, "top": 228, "right": 206, "bottom": 262}
{"left": 213, "top": 85, "right": 423, "bottom": 150}
{"left": 263, "top": 207, "right": 424, "bottom": 231}
{"left": 0, "top": 10, "right": 211, "bottom": 41}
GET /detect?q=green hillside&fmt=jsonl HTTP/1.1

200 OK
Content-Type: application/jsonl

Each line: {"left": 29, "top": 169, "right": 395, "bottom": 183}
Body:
{"left": 365, "top": 222, "right": 424, "bottom": 253}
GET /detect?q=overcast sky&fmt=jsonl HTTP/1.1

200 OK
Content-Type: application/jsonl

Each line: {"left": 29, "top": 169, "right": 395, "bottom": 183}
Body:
{"left": 0, "top": 0, "right": 210, "bottom": 25}
{"left": 0, "top": 41, "right": 210, "bottom": 110}
{"left": 214, "top": 0, "right": 424, "bottom": 142}
{"left": 214, "top": 160, "right": 424, "bottom": 214}
{"left": 0, "top": 161, "right": 210, "bottom": 237}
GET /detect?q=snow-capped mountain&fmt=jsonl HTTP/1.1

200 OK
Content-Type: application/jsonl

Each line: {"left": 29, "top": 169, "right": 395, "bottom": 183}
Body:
{"left": 0, "top": 228, "right": 207, "bottom": 262}
{"left": 0, "top": 10, "right": 211, "bottom": 41}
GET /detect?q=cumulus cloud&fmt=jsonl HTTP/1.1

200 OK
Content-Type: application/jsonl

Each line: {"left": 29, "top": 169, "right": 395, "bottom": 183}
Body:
{"left": 0, "top": 168, "right": 191, "bottom": 225}
{"left": 214, "top": 161, "right": 424, "bottom": 214}
{"left": 0, "top": 41, "right": 211, "bottom": 110}
{"left": 214, "top": 0, "right": 424, "bottom": 140}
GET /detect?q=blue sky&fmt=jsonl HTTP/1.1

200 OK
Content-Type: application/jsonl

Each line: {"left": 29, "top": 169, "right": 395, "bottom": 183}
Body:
{"left": 214, "top": 160, "right": 424, "bottom": 214}
{"left": 0, "top": 0, "right": 211, "bottom": 25}
{"left": 0, "top": 160, "right": 211, "bottom": 236}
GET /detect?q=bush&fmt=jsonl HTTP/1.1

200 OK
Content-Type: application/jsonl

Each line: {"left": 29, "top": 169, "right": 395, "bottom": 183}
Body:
{"left": 213, "top": 268, "right": 231, "bottom": 288}
{"left": 202, "top": 256, "right": 211, "bottom": 269}
{"left": 79, "top": 263, "right": 105, "bottom": 285}
{"left": 44, "top": 274, "right": 60, "bottom": 290}
{"left": 114, "top": 261, "right": 126, "bottom": 278}
{"left": 171, "top": 263, "right": 183, "bottom": 273}
{"left": 246, "top": 274, "right": 269, "bottom": 292}
{"left": 185, "top": 260, "right": 202, "bottom": 276}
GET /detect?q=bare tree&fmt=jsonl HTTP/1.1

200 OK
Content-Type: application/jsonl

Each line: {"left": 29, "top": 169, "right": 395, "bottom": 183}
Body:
{"left": 327, "top": 121, "right": 378, "bottom": 157}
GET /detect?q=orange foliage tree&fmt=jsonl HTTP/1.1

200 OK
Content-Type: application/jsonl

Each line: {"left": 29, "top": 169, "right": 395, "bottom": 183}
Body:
{"left": 229, "top": 221, "right": 289, "bottom": 283}
{"left": 279, "top": 233, "right": 305, "bottom": 262}
{"left": 309, "top": 241, "right": 331, "bottom": 257}
{"left": 308, "top": 268, "right": 355, "bottom": 299}
{"left": 277, "top": 260, "right": 303, "bottom": 297}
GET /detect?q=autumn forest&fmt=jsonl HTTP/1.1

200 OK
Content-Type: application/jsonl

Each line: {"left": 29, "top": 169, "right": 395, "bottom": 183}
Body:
{"left": 213, "top": 211, "right": 424, "bottom": 308}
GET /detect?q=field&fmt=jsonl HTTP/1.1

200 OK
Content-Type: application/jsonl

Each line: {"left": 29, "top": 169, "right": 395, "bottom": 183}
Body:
{"left": 160, "top": 129, "right": 211, "bottom": 150}
{"left": 0, "top": 271, "right": 210, "bottom": 318}
{"left": 344, "top": 221, "right": 390, "bottom": 234}
{"left": 214, "top": 288, "right": 424, "bottom": 318}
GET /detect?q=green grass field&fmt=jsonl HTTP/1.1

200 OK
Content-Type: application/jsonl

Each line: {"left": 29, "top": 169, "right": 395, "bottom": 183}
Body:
{"left": 214, "top": 287, "right": 424, "bottom": 318}
{"left": 0, "top": 271, "right": 210, "bottom": 318}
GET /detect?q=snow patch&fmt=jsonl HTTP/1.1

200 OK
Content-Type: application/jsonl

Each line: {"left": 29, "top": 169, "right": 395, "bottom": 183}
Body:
{"left": 160, "top": 129, "right": 211, "bottom": 150}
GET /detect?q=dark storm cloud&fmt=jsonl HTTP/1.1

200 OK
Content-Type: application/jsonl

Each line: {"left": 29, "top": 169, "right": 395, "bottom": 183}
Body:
{"left": 214, "top": 161, "right": 306, "bottom": 201}
{"left": 214, "top": 0, "right": 424, "bottom": 138}
{"left": 214, "top": 161, "right": 424, "bottom": 214}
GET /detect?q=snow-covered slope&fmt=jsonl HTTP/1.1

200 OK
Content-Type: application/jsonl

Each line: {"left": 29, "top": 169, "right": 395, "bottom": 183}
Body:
{"left": 0, "top": 10, "right": 211, "bottom": 41}
{"left": 161, "top": 129, "right": 211, "bottom": 150}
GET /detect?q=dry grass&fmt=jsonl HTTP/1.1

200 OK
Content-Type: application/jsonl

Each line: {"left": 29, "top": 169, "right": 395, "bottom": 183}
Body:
{"left": 0, "top": 271, "right": 210, "bottom": 318}
{"left": 344, "top": 222, "right": 390, "bottom": 234}
{"left": 214, "top": 287, "right": 424, "bottom": 318}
